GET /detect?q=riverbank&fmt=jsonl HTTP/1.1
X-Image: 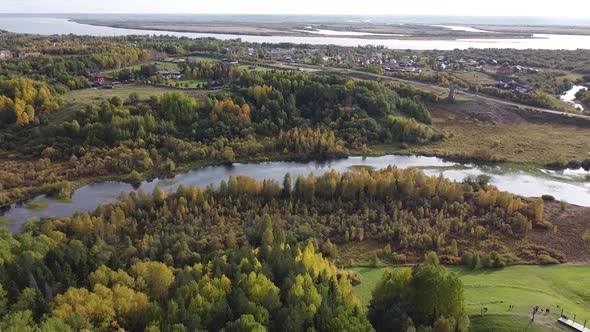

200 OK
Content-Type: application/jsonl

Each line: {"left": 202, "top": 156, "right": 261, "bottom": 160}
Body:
{"left": 72, "top": 19, "right": 534, "bottom": 40}
{"left": 3, "top": 150, "right": 590, "bottom": 234}
{"left": 4, "top": 17, "right": 590, "bottom": 50}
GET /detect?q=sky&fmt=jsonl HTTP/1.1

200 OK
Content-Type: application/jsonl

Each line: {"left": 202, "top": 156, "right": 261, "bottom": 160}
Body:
{"left": 1, "top": 0, "right": 590, "bottom": 17}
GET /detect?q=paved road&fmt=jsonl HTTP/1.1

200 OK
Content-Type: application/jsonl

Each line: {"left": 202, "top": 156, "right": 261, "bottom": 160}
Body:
{"left": 276, "top": 63, "right": 590, "bottom": 121}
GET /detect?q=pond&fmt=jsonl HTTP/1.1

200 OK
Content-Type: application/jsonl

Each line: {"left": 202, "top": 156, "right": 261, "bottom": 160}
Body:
{"left": 2, "top": 155, "right": 589, "bottom": 233}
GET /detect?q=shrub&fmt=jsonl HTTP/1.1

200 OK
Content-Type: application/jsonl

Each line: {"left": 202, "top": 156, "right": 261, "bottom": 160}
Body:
{"left": 490, "top": 251, "right": 506, "bottom": 268}
{"left": 393, "top": 254, "right": 407, "bottom": 264}
{"left": 501, "top": 253, "right": 520, "bottom": 265}
{"left": 538, "top": 254, "right": 559, "bottom": 265}
{"left": 369, "top": 253, "right": 381, "bottom": 268}
{"left": 461, "top": 251, "right": 473, "bottom": 266}
{"left": 546, "top": 160, "right": 567, "bottom": 169}
{"left": 541, "top": 195, "right": 555, "bottom": 202}
{"left": 536, "top": 220, "right": 554, "bottom": 231}
{"left": 470, "top": 254, "right": 481, "bottom": 269}
{"left": 560, "top": 200, "right": 567, "bottom": 211}
{"left": 567, "top": 160, "right": 582, "bottom": 169}
{"left": 481, "top": 255, "right": 492, "bottom": 268}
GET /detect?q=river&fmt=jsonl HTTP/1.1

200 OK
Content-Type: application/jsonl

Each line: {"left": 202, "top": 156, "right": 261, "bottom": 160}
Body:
{"left": 2, "top": 155, "right": 589, "bottom": 233}
{"left": 561, "top": 85, "right": 588, "bottom": 111}
{"left": 1, "top": 17, "right": 590, "bottom": 50}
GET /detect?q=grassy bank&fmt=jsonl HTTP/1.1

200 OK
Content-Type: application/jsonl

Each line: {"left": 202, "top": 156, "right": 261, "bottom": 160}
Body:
{"left": 352, "top": 265, "right": 590, "bottom": 331}
{"left": 407, "top": 101, "right": 590, "bottom": 165}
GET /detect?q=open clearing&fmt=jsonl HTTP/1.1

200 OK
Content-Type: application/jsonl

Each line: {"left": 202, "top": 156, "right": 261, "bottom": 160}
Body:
{"left": 453, "top": 71, "right": 498, "bottom": 85}
{"left": 352, "top": 265, "right": 590, "bottom": 331}
{"left": 62, "top": 85, "right": 175, "bottom": 103}
{"left": 51, "top": 85, "right": 220, "bottom": 124}
{"left": 103, "top": 61, "right": 180, "bottom": 74}
{"left": 409, "top": 100, "right": 590, "bottom": 165}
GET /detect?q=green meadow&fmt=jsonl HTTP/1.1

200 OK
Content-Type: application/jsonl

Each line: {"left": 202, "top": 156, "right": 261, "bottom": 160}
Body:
{"left": 352, "top": 265, "right": 590, "bottom": 331}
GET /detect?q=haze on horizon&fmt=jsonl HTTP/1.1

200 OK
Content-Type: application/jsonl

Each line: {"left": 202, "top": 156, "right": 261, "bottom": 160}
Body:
{"left": 2, "top": 0, "right": 590, "bottom": 18}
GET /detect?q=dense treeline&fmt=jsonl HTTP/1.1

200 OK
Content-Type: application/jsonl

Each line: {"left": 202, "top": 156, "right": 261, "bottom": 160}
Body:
{"left": 0, "top": 78, "right": 60, "bottom": 125}
{"left": 0, "top": 228, "right": 372, "bottom": 331}
{"left": 1, "top": 67, "right": 440, "bottom": 206}
{"left": 1, "top": 166, "right": 555, "bottom": 330}
{"left": 368, "top": 254, "right": 469, "bottom": 331}
{"left": 0, "top": 33, "right": 151, "bottom": 90}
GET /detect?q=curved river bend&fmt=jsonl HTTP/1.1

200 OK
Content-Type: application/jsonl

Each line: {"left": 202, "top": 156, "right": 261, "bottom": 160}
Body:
{"left": 2, "top": 155, "right": 589, "bottom": 233}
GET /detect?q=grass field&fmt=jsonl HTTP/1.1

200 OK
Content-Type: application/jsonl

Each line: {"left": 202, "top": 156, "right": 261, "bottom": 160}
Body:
{"left": 188, "top": 56, "right": 218, "bottom": 63}
{"left": 62, "top": 85, "right": 178, "bottom": 103}
{"left": 176, "top": 79, "right": 209, "bottom": 88}
{"left": 103, "top": 61, "right": 180, "bottom": 74}
{"left": 237, "top": 64, "right": 275, "bottom": 72}
{"left": 52, "top": 85, "right": 217, "bottom": 124}
{"left": 407, "top": 101, "right": 590, "bottom": 165}
{"left": 352, "top": 265, "right": 590, "bottom": 331}
{"left": 453, "top": 71, "right": 498, "bottom": 85}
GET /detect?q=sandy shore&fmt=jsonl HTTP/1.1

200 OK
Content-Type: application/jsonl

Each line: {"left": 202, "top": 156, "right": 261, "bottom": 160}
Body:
{"left": 74, "top": 19, "right": 536, "bottom": 40}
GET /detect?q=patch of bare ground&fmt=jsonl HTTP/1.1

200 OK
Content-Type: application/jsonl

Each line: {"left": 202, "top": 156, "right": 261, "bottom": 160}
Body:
{"left": 527, "top": 202, "right": 590, "bottom": 263}
{"left": 433, "top": 100, "right": 527, "bottom": 124}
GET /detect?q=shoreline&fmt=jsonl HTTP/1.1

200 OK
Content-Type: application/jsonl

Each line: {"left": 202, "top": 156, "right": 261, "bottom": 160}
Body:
{"left": 71, "top": 19, "right": 539, "bottom": 40}
{"left": 1, "top": 148, "right": 587, "bottom": 220}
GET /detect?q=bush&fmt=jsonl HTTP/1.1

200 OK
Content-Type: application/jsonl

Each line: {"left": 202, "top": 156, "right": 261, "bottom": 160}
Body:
{"left": 490, "top": 251, "right": 506, "bottom": 268}
{"left": 560, "top": 200, "right": 567, "bottom": 211}
{"left": 393, "top": 254, "right": 407, "bottom": 264}
{"left": 536, "top": 220, "right": 554, "bottom": 231}
{"left": 470, "top": 254, "right": 481, "bottom": 269}
{"left": 481, "top": 255, "right": 492, "bottom": 268}
{"left": 541, "top": 195, "right": 555, "bottom": 202}
{"left": 567, "top": 160, "right": 582, "bottom": 169}
{"left": 461, "top": 251, "right": 473, "bottom": 266}
{"left": 128, "top": 170, "right": 142, "bottom": 183}
{"left": 369, "top": 253, "right": 382, "bottom": 268}
{"left": 546, "top": 160, "right": 567, "bottom": 169}
{"left": 538, "top": 254, "right": 559, "bottom": 265}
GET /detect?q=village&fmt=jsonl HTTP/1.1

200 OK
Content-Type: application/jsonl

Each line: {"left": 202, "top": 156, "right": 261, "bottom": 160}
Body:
{"left": 2, "top": 43, "right": 544, "bottom": 98}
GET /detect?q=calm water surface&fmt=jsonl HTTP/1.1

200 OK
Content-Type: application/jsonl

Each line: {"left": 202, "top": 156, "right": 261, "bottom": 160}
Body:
{"left": 1, "top": 17, "right": 590, "bottom": 50}
{"left": 2, "top": 155, "right": 589, "bottom": 232}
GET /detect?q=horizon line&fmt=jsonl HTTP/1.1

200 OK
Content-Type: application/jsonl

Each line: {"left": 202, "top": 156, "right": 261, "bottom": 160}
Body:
{"left": 0, "top": 13, "right": 587, "bottom": 18}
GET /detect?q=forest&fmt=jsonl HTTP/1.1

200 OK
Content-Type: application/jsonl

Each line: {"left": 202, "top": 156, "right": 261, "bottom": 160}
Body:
{"left": 1, "top": 166, "right": 551, "bottom": 331}
{"left": 1, "top": 53, "right": 438, "bottom": 207}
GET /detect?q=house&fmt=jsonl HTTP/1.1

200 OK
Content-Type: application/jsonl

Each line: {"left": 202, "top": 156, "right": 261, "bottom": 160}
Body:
{"left": 0, "top": 50, "right": 12, "bottom": 60}
{"left": 496, "top": 62, "right": 513, "bottom": 75}
{"left": 156, "top": 70, "right": 182, "bottom": 80}
{"left": 91, "top": 73, "right": 107, "bottom": 85}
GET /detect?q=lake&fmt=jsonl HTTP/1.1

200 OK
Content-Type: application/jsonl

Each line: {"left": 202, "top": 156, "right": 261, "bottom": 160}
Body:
{"left": 1, "top": 17, "right": 590, "bottom": 50}
{"left": 2, "top": 155, "right": 589, "bottom": 233}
